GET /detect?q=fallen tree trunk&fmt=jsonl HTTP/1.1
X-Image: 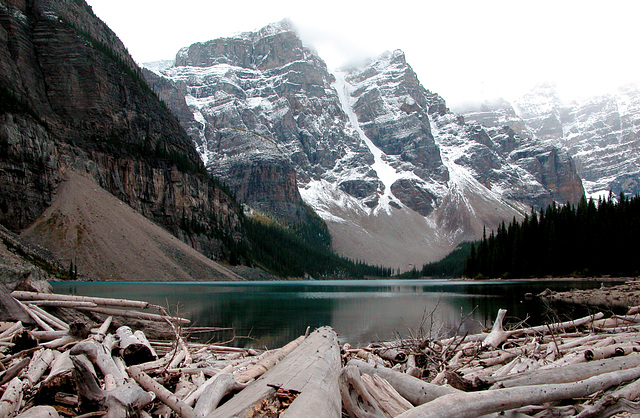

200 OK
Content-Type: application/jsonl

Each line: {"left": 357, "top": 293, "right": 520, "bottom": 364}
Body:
{"left": 11, "top": 291, "right": 151, "bottom": 309}
{"left": 348, "top": 359, "right": 460, "bottom": 406}
{"left": 397, "top": 366, "right": 640, "bottom": 418}
{"left": 128, "top": 365, "right": 195, "bottom": 418}
{"left": 489, "top": 352, "right": 640, "bottom": 388}
{"left": 0, "top": 377, "right": 23, "bottom": 417}
{"left": 76, "top": 306, "right": 189, "bottom": 324}
{"left": 483, "top": 309, "right": 508, "bottom": 348}
{"left": 233, "top": 334, "right": 306, "bottom": 383}
{"left": 209, "top": 326, "right": 341, "bottom": 418}
{"left": 339, "top": 365, "right": 385, "bottom": 418}
{"left": 193, "top": 373, "right": 246, "bottom": 417}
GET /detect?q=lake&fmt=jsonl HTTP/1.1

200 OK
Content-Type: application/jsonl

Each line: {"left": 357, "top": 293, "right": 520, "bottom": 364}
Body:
{"left": 52, "top": 279, "right": 617, "bottom": 349}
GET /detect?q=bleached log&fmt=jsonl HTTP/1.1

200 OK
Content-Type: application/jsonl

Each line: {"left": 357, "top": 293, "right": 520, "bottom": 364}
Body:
{"left": 72, "top": 357, "right": 154, "bottom": 417}
{"left": 25, "top": 300, "right": 98, "bottom": 308}
{"left": 11, "top": 291, "right": 152, "bottom": 309}
{"left": 76, "top": 306, "right": 189, "bottom": 324}
{"left": 209, "top": 327, "right": 341, "bottom": 418}
{"left": 182, "top": 364, "right": 235, "bottom": 407}
{"left": 233, "top": 334, "right": 306, "bottom": 383}
{"left": 70, "top": 338, "right": 126, "bottom": 386}
{"left": 375, "top": 347, "right": 407, "bottom": 363}
{"left": 0, "top": 321, "right": 22, "bottom": 341}
{"left": 14, "top": 299, "right": 53, "bottom": 331}
{"left": 348, "top": 359, "right": 461, "bottom": 406}
{"left": 43, "top": 351, "right": 73, "bottom": 384}
{"left": 489, "top": 352, "right": 640, "bottom": 389}
{"left": 30, "top": 330, "right": 68, "bottom": 342}
{"left": 154, "top": 375, "right": 195, "bottom": 418}
{"left": 42, "top": 334, "right": 79, "bottom": 349}
{"left": 15, "top": 405, "right": 60, "bottom": 417}
{"left": 483, "top": 309, "right": 509, "bottom": 348}
{"left": 134, "top": 330, "right": 157, "bottom": 358}
{"left": 511, "top": 312, "right": 604, "bottom": 336}
{"left": 628, "top": 306, "right": 640, "bottom": 315}
{"left": 23, "top": 349, "right": 55, "bottom": 389}
{"left": 128, "top": 365, "right": 195, "bottom": 418}
{"left": 193, "top": 373, "right": 246, "bottom": 417}
{"left": 577, "top": 375, "right": 640, "bottom": 417}
{"left": 0, "top": 357, "right": 30, "bottom": 385}
{"left": 584, "top": 344, "right": 639, "bottom": 361}
{"left": 0, "top": 377, "right": 23, "bottom": 417}
{"left": 362, "top": 373, "right": 413, "bottom": 417}
{"left": 396, "top": 365, "right": 640, "bottom": 418}
{"left": 91, "top": 316, "right": 112, "bottom": 342}
{"left": 25, "top": 305, "right": 68, "bottom": 330}
{"left": 339, "top": 365, "right": 386, "bottom": 418}
{"left": 116, "top": 326, "right": 156, "bottom": 365}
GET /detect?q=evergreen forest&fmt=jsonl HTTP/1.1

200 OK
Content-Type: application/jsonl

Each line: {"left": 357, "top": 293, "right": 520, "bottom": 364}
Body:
{"left": 464, "top": 193, "right": 640, "bottom": 279}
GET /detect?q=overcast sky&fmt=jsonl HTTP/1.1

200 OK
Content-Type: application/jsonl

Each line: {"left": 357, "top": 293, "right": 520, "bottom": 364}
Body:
{"left": 86, "top": 0, "right": 639, "bottom": 109}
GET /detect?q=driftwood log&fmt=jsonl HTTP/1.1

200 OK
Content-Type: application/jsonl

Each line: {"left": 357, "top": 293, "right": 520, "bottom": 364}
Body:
{"left": 397, "top": 366, "right": 640, "bottom": 417}
{"left": 209, "top": 326, "right": 341, "bottom": 417}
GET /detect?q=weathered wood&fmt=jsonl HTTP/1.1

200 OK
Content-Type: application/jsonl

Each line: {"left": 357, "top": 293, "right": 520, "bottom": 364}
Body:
{"left": 340, "top": 365, "right": 385, "bottom": 418}
{"left": 24, "top": 300, "right": 98, "bottom": 308}
{"left": 23, "top": 349, "right": 55, "bottom": 388}
{"left": 0, "top": 357, "right": 30, "bottom": 385}
{"left": 91, "top": 316, "right": 113, "bottom": 343}
{"left": 375, "top": 347, "right": 407, "bottom": 363}
{"left": 577, "top": 375, "right": 640, "bottom": 417}
{"left": 193, "top": 373, "right": 246, "bottom": 417}
{"left": 25, "top": 305, "right": 68, "bottom": 331}
{"left": 70, "top": 339, "right": 126, "bottom": 386}
{"left": 490, "top": 352, "right": 640, "bottom": 388}
{"left": 0, "top": 321, "right": 22, "bottom": 341}
{"left": 397, "top": 366, "right": 640, "bottom": 418}
{"left": 0, "top": 377, "right": 23, "bottom": 417}
{"left": 511, "top": 312, "right": 604, "bottom": 336}
{"left": 128, "top": 365, "right": 195, "bottom": 418}
{"left": 209, "top": 326, "right": 341, "bottom": 418}
{"left": 115, "top": 326, "right": 156, "bottom": 365}
{"left": 72, "top": 357, "right": 154, "bottom": 418}
{"left": 482, "top": 309, "right": 509, "bottom": 348}
{"left": 348, "top": 359, "right": 461, "bottom": 406}
{"left": 15, "top": 405, "right": 61, "bottom": 417}
{"left": 233, "top": 334, "right": 306, "bottom": 383}
{"left": 11, "top": 291, "right": 152, "bottom": 310}
{"left": 76, "top": 306, "right": 189, "bottom": 324}
{"left": 361, "top": 373, "right": 413, "bottom": 417}
{"left": 14, "top": 299, "right": 54, "bottom": 331}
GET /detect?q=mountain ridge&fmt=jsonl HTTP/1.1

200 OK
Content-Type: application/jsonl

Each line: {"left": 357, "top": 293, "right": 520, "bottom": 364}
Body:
{"left": 147, "top": 22, "right": 585, "bottom": 270}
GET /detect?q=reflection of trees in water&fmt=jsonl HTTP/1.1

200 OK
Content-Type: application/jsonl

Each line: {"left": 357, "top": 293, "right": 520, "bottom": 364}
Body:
{"left": 52, "top": 280, "right": 614, "bottom": 348}
{"left": 187, "top": 292, "right": 335, "bottom": 349}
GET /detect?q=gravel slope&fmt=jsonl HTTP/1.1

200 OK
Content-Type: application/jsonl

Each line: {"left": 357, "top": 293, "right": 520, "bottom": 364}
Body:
{"left": 21, "top": 172, "right": 244, "bottom": 281}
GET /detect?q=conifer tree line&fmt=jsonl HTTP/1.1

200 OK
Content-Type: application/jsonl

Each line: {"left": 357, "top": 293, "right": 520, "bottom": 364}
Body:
{"left": 464, "top": 193, "right": 640, "bottom": 279}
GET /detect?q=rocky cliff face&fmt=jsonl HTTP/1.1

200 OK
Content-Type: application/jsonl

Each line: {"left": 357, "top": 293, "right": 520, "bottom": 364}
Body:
{"left": 465, "top": 83, "right": 640, "bottom": 198}
{"left": 0, "top": 0, "right": 244, "bottom": 264}
{"left": 149, "top": 22, "right": 584, "bottom": 269}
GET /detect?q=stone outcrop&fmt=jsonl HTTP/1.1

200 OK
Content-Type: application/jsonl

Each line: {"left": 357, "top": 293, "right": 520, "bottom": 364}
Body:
{"left": 149, "top": 22, "right": 586, "bottom": 268}
{"left": 0, "top": 0, "right": 245, "bottom": 266}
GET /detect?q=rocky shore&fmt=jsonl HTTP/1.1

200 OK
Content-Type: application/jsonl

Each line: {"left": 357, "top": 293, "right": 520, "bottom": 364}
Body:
{"left": 540, "top": 278, "right": 640, "bottom": 309}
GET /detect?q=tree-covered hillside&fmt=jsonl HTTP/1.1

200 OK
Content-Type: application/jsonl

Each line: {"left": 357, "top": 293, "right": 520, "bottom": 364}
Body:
{"left": 464, "top": 193, "right": 640, "bottom": 278}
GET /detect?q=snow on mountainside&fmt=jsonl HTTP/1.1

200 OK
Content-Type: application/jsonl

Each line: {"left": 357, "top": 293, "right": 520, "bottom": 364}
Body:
{"left": 144, "top": 21, "right": 584, "bottom": 270}
{"left": 463, "top": 83, "right": 640, "bottom": 199}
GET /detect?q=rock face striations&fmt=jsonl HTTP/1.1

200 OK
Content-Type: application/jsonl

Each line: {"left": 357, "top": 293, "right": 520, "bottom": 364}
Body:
{"left": 0, "top": 0, "right": 245, "bottom": 273}
{"left": 463, "top": 83, "right": 640, "bottom": 199}
{"left": 149, "top": 22, "right": 584, "bottom": 269}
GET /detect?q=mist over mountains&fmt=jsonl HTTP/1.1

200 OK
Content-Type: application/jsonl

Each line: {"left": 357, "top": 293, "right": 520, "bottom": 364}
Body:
{"left": 143, "top": 20, "right": 613, "bottom": 270}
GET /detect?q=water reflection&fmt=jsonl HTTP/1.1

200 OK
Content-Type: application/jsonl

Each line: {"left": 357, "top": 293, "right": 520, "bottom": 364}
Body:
{"left": 52, "top": 279, "right": 615, "bottom": 349}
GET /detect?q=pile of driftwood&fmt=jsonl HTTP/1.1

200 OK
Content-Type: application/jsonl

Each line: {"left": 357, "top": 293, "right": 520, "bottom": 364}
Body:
{"left": 3, "top": 290, "right": 640, "bottom": 417}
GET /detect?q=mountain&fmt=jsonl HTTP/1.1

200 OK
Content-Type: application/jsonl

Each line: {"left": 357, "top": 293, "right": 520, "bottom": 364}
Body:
{"left": 0, "top": 0, "right": 247, "bottom": 278}
{"left": 463, "top": 83, "right": 640, "bottom": 198}
{"left": 147, "top": 21, "right": 584, "bottom": 270}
